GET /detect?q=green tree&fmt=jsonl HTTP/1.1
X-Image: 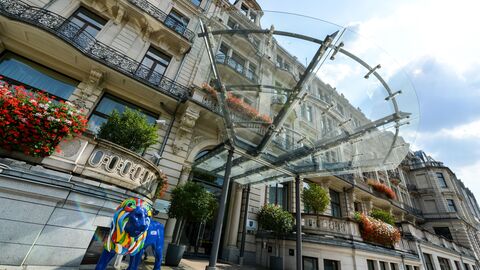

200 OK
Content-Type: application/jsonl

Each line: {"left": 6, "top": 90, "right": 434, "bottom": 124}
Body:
{"left": 168, "top": 181, "right": 218, "bottom": 245}
{"left": 97, "top": 108, "right": 158, "bottom": 153}
{"left": 302, "top": 183, "right": 330, "bottom": 226}
{"left": 257, "top": 204, "right": 294, "bottom": 256}
{"left": 370, "top": 209, "right": 395, "bottom": 225}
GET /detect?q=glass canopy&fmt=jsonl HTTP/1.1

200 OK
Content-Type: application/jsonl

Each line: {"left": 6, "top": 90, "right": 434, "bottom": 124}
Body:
{"left": 191, "top": 10, "right": 419, "bottom": 186}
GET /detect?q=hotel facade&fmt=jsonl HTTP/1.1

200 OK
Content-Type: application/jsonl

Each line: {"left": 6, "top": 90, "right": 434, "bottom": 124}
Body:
{"left": 0, "top": 0, "right": 479, "bottom": 270}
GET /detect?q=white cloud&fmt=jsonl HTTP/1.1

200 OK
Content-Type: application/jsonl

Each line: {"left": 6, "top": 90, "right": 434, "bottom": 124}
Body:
{"left": 351, "top": 0, "right": 480, "bottom": 74}
{"left": 413, "top": 118, "right": 480, "bottom": 141}
{"left": 456, "top": 161, "right": 480, "bottom": 199}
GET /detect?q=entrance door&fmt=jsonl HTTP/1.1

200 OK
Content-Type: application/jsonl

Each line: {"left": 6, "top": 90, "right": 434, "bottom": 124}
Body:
{"left": 180, "top": 173, "right": 224, "bottom": 256}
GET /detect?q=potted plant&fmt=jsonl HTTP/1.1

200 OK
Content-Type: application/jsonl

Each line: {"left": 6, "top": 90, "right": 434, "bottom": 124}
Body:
{"left": 302, "top": 182, "right": 330, "bottom": 226}
{"left": 370, "top": 209, "right": 395, "bottom": 225}
{"left": 0, "top": 81, "right": 87, "bottom": 157}
{"left": 165, "top": 181, "right": 217, "bottom": 266}
{"left": 97, "top": 108, "right": 158, "bottom": 153}
{"left": 257, "top": 204, "right": 294, "bottom": 270}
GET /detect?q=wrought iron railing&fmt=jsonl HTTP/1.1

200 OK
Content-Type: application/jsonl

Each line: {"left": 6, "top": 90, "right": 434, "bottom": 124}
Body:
{"left": 0, "top": 0, "right": 191, "bottom": 100}
{"left": 271, "top": 94, "right": 287, "bottom": 105}
{"left": 403, "top": 204, "right": 423, "bottom": 217}
{"left": 128, "top": 0, "right": 195, "bottom": 42}
{"left": 215, "top": 54, "right": 258, "bottom": 82}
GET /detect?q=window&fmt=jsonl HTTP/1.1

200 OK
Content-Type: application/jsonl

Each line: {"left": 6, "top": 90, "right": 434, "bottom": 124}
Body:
{"left": 437, "top": 172, "right": 448, "bottom": 188}
{"left": 423, "top": 253, "right": 435, "bottom": 270}
{"left": 454, "top": 261, "right": 462, "bottom": 270}
{"left": 447, "top": 199, "right": 457, "bottom": 212}
{"left": 276, "top": 55, "right": 284, "bottom": 68}
{"left": 330, "top": 189, "right": 341, "bottom": 218}
{"left": 0, "top": 52, "right": 77, "bottom": 100}
{"left": 324, "top": 259, "right": 340, "bottom": 270}
{"left": 229, "top": 52, "right": 245, "bottom": 74}
{"left": 367, "top": 260, "right": 375, "bottom": 270}
{"left": 88, "top": 94, "right": 158, "bottom": 132}
{"left": 303, "top": 256, "right": 318, "bottom": 270}
{"left": 249, "top": 11, "right": 257, "bottom": 22}
{"left": 464, "top": 263, "right": 470, "bottom": 270}
{"left": 241, "top": 4, "right": 249, "bottom": 16}
{"left": 406, "top": 266, "right": 413, "bottom": 270}
{"left": 138, "top": 47, "right": 171, "bottom": 85}
{"left": 165, "top": 9, "right": 189, "bottom": 34}
{"left": 227, "top": 17, "right": 238, "bottom": 29}
{"left": 354, "top": 201, "right": 362, "bottom": 212}
{"left": 301, "top": 104, "right": 313, "bottom": 122}
{"left": 268, "top": 183, "right": 287, "bottom": 210}
{"left": 379, "top": 261, "right": 387, "bottom": 270}
{"left": 438, "top": 257, "right": 452, "bottom": 270}
{"left": 68, "top": 7, "right": 106, "bottom": 38}
{"left": 191, "top": 0, "right": 201, "bottom": 6}
{"left": 434, "top": 227, "right": 453, "bottom": 240}
{"left": 390, "top": 263, "right": 398, "bottom": 270}
{"left": 246, "top": 63, "right": 257, "bottom": 81}
{"left": 217, "top": 43, "right": 229, "bottom": 62}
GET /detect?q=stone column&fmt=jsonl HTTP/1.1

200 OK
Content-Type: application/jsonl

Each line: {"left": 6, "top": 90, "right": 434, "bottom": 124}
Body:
{"left": 227, "top": 184, "right": 243, "bottom": 246}
{"left": 222, "top": 183, "right": 243, "bottom": 262}
{"left": 362, "top": 197, "right": 373, "bottom": 214}
{"left": 344, "top": 189, "right": 356, "bottom": 218}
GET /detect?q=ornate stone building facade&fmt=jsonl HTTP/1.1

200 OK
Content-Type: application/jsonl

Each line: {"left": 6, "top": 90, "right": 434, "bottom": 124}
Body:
{"left": 0, "top": 0, "right": 478, "bottom": 270}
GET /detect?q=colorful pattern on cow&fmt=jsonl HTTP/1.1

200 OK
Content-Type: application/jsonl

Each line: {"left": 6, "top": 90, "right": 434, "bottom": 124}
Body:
{"left": 105, "top": 198, "right": 152, "bottom": 255}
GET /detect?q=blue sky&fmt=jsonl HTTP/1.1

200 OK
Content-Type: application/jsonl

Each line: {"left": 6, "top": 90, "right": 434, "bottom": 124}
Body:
{"left": 257, "top": 0, "right": 480, "bottom": 199}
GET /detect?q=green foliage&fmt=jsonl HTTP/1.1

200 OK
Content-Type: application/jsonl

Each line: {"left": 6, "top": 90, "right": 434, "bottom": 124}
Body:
{"left": 257, "top": 204, "right": 294, "bottom": 236}
{"left": 302, "top": 183, "right": 330, "bottom": 215}
{"left": 97, "top": 108, "right": 158, "bottom": 152}
{"left": 370, "top": 209, "right": 395, "bottom": 225}
{"left": 168, "top": 181, "right": 218, "bottom": 223}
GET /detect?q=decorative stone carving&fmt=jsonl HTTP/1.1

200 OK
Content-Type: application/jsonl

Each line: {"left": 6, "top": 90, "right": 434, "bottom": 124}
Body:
{"left": 72, "top": 68, "right": 104, "bottom": 109}
{"left": 113, "top": 6, "right": 126, "bottom": 25}
{"left": 172, "top": 106, "right": 200, "bottom": 154}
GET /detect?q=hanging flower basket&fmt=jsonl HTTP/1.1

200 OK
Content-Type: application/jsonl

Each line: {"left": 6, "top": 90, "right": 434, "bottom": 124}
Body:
{"left": 390, "top": 178, "right": 400, "bottom": 186}
{"left": 367, "top": 179, "right": 396, "bottom": 200}
{"left": 202, "top": 83, "right": 272, "bottom": 124}
{"left": 0, "top": 81, "right": 87, "bottom": 157}
{"left": 354, "top": 212, "right": 401, "bottom": 247}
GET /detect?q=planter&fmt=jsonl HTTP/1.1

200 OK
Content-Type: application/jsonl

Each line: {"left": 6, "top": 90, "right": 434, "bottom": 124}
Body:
{"left": 165, "top": 243, "right": 186, "bottom": 266}
{"left": 269, "top": 256, "right": 283, "bottom": 270}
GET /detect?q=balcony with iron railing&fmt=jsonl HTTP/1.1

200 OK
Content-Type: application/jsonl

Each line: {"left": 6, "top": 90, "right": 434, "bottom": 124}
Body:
{"left": 127, "top": 0, "right": 195, "bottom": 42}
{"left": 215, "top": 54, "right": 258, "bottom": 83}
{"left": 0, "top": 0, "right": 191, "bottom": 101}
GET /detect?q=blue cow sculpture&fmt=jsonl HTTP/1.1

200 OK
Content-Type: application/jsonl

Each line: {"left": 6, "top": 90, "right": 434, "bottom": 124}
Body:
{"left": 127, "top": 220, "right": 164, "bottom": 270}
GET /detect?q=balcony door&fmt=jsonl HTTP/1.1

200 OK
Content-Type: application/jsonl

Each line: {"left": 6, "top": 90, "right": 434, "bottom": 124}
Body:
{"left": 137, "top": 47, "right": 171, "bottom": 85}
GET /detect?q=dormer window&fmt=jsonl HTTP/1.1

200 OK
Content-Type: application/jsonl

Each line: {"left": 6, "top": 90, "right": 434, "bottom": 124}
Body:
{"left": 249, "top": 11, "right": 257, "bottom": 22}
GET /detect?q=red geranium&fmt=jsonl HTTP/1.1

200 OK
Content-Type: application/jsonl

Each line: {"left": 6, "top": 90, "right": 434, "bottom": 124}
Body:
{"left": 202, "top": 83, "right": 273, "bottom": 124}
{"left": 0, "top": 81, "right": 87, "bottom": 157}
{"left": 354, "top": 212, "right": 401, "bottom": 247}
{"left": 367, "top": 179, "right": 397, "bottom": 200}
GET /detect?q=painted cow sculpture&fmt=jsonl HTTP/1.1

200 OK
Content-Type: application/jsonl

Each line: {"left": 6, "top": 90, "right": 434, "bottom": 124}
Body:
{"left": 95, "top": 198, "right": 152, "bottom": 270}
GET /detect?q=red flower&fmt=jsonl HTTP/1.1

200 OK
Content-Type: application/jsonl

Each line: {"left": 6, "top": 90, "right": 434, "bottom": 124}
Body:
{"left": 0, "top": 81, "right": 87, "bottom": 157}
{"left": 367, "top": 179, "right": 397, "bottom": 200}
{"left": 354, "top": 213, "right": 401, "bottom": 247}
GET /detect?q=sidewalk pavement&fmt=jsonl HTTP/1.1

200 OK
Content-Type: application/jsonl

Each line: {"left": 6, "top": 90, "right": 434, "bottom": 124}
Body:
{"left": 139, "top": 257, "right": 263, "bottom": 270}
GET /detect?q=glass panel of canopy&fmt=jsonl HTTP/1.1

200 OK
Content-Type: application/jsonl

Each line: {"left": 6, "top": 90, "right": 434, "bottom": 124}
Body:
{"left": 191, "top": 10, "right": 419, "bottom": 185}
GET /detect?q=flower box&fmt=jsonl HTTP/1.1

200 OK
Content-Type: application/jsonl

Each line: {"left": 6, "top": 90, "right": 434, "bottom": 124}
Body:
{"left": 367, "top": 179, "right": 396, "bottom": 200}
{"left": 354, "top": 212, "right": 401, "bottom": 247}
{"left": 0, "top": 80, "right": 87, "bottom": 157}
{"left": 202, "top": 83, "right": 272, "bottom": 123}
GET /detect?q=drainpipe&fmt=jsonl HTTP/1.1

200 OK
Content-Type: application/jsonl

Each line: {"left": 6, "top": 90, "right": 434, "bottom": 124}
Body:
{"left": 155, "top": 102, "right": 181, "bottom": 166}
